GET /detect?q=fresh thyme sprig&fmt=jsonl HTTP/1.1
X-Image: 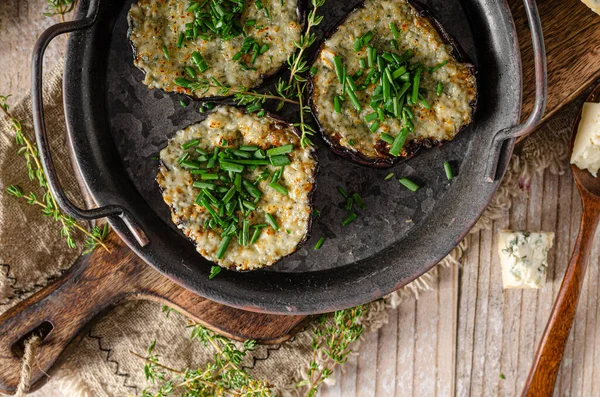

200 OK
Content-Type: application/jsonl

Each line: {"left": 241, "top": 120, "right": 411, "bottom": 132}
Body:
{"left": 1, "top": 95, "right": 109, "bottom": 253}
{"left": 135, "top": 322, "right": 274, "bottom": 397}
{"left": 44, "top": 0, "right": 77, "bottom": 23}
{"left": 298, "top": 306, "right": 365, "bottom": 397}
{"left": 286, "top": 0, "right": 325, "bottom": 87}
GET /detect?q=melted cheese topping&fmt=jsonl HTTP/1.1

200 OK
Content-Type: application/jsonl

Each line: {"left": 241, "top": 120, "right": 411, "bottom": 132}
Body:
{"left": 128, "top": 0, "right": 301, "bottom": 98}
{"left": 311, "top": 0, "right": 476, "bottom": 161}
{"left": 157, "top": 107, "right": 317, "bottom": 270}
{"left": 498, "top": 231, "right": 554, "bottom": 289}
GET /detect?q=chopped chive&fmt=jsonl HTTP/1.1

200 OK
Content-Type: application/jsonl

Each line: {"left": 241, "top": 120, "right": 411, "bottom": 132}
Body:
{"left": 179, "top": 99, "right": 187, "bottom": 108}
{"left": 162, "top": 45, "right": 171, "bottom": 61}
{"left": 242, "top": 218, "right": 249, "bottom": 246}
{"left": 267, "top": 144, "right": 294, "bottom": 156}
{"left": 418, "top": 94, "right": 431, "bottom": 110}
{"left": 174, "top": 77, "right": 194, "bottom": 88}
{"left": 180, "top": 159, "right": 201, "bottom": 169}
{"left": 270, "top": 155, "right": 291, "bottom": 166}
{"left": 223, "top": 185, "right": 236, "bottom": 203}
{"left": 444, "top": 161, "right": 454, "bottom": 180}
{"left": 216, "top": 236, "right": 232, "bottom": 259}
{"left": 185, "top": 66, "right": 197, "bottom": 79}
{"left": 269, "top": 182, "right": 288, "bottom": 195}
{"left": 342, "top": 212, "right": 357, "bottom": 226}
{"left": 349, "top": 139, "right": 355, "bottom": 146}
{"left": 369, "top": 121, "right": 380, "bottom": 132}
{"left": 430, "top": 60, "right": 449, "bottom": 73}
{"left": 209, "top": 265, "right": 222, "bottom": 279}
{"left": 390, "top": 22, "right": 400, "bottom": 39}
{"left": 243, "top": 180, "right": 262, "bottom": 199}
{"left": 314, "top": 236, "right": 326, "bottom": 250}
{"left": 337, "top": 186, "right": 348, "bottom": 198}
{"left": 193, "top": 181, "right": 215, "bottom": 190}
{"left": 381, "top": 132, "right": 394, "bottom": 144}
{"left": 365, "top": 112, "right": 378, "bottom": 123}
{"left": 391, "top": 39, "right": 399, "bottom": 50}
{"left": 182, "top": 139, "right": 200, "bottom": 150}
{"left": 333, "top": 55, "right": 344, "bottom": 84}
{"left": 346, "top": 76, "right": 357, "bottom": 92}
{"left": 436, "top": 81, "right": 444, "bottom": 96}
{"left": 367, "top": 46, "right": 375, "bottom": 67}
{"left": 389, "top": 128, "right": 409, "bottom": 157}
{"left": 249, "top": 227, "right": 262, "bottom": 244}
{"left": 359, "top": 58, "right": 367, "bottom": 69}
{"left": 392, "top": 66, "right": 407, "bottom": 80}
{"left": 177, "top": 152, "right": 190, "bottom": 164}
{"left": 345, "top": 197, "right": 354, "bottom": 211}
{"left": 412, "top": 68, "right": 422, "bottom": 104}
{"left": 354, "top": 37, "right": 363, "bottom": 52}
{"left": 384, "top": 172, "right": 395, "bottom": 181}
{"left": 377, "top": 108, "right": 386, "bottom": 122}
{"left": 227, "top": 159, "right": 270, "bottom": 165}
{"left": 234, "top": 173, "right": 242, "bottom": 192}
{"left": 361, "top": 31, "right": 373, "bottom": 46}
{"left": 334, "top": 96, "right": 341, "bottom": 113}
{"left": 191, "top": 51, "right": 209, "bottom": 73}
{"left": 240, "top": 145, "right": 259, "bottom": 151}
{"left": 243, "top": 200, "right": 257, "bottom": 210}
{"left": 352, "top": 193, "right": 366, "bottom": 210}
{"left": 265, "top": 213, "right": 279, "bottom": 230}
{"left": 177, "top": 32, "right": 184, "bottom": 48}
{"left": 399, "top": 177, "right": 420, "bottom": 192}
{"left": 201, "top": 173, "right": 219, "bottom": 180}
{"left": 346, "top": 89, "right": 361, "bottom": 111}
{"left": 220, "top": 161, "right": 245, "bottom": 173}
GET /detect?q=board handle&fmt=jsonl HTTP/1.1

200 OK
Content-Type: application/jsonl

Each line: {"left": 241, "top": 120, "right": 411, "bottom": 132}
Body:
{"left": 30, "top": 0, "right": 148, "bottom": 247}
{"left": 485, "top": 0, "right": 547, "bottom": 182}
{"left": 0, "top": 232, "right": 307, "bottom": 394}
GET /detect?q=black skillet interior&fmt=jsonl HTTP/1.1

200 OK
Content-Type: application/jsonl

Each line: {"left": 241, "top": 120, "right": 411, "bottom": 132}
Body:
{"left": 64, "top": 0, "right": 521, "bottom": 313}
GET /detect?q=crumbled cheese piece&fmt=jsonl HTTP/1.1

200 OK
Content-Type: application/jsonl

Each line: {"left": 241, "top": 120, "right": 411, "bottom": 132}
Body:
{"left": 498, "top": 231, "right": 554, "bottom": 289}
{"left": 581, "top": 0, "right": 600, "bottom": 15}
{"left": 571, "top": 102, "right": 600, "bottom": 177}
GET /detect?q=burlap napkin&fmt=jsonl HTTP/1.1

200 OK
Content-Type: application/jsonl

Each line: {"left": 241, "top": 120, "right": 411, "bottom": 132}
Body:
{"left": 0, "top": 60, "right": 580, "bottom": 397}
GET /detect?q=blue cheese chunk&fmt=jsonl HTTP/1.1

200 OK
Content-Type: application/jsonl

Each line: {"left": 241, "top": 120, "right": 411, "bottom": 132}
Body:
{"left": 498, "top": 231, "right": 555, "bottom": 289}
{"left": 581, "top": 0, "right": 600, "bottom": 15}
{"left": 571, "top": 102, "right": 600, "bottom": 177}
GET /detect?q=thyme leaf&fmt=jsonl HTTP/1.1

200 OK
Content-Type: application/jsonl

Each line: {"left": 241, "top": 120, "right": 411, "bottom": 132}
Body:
{"left": 1, "top": 95, "right": 110, "bottom": 254}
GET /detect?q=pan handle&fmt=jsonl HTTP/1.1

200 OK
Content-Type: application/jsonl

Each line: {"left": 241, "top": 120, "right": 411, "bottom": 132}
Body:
{"left": 485, "top": 0, "right": 547, "bottom": 182}
{"left": 31, "top": 0, "right": 149, "bottom": 247}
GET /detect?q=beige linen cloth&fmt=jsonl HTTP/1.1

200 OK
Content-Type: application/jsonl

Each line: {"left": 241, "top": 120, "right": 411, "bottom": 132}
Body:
{"left": 0, "top": 60, "right": 578, "bottom": 396}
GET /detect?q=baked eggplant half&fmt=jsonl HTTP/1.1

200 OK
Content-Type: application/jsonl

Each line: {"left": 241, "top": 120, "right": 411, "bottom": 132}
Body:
{"left": 157, "top": 106, "right": 318, "bottom": 270}
{"left": 310, "top": 0, "right": 477, "bottom": 167}
{"left": 128, "top": 0, "right": 304, "bottom": 100}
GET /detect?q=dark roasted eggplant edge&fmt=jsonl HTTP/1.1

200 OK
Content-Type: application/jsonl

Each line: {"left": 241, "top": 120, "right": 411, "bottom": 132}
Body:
{"left": 156, "top": 107, "right": 319, "bottom": 271}
{"left": 308, "top": 0, "right": 479, "bottom": 168}
{"left": 126, "top": 0, "right": 309, "bottom": 103}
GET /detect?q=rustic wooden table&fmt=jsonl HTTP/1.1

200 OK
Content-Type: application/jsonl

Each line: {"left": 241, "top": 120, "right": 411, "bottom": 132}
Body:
{"left": 2, "top": 1, "right": 600, "bottom": 396}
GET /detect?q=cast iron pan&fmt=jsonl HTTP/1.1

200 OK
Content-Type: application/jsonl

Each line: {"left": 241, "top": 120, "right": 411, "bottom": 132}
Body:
{"left": 32, "top": 0, "right": 547, "bottom": 314}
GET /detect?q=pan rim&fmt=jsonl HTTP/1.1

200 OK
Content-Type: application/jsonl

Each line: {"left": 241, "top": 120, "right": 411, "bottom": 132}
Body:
{"left": 63, "top": 0, "right": 522, "bottom": 314}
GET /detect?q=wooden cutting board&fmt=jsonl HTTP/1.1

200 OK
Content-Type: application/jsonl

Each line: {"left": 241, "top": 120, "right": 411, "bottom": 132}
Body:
{"left": 1, "top": 0, "right": 600, "bottom": 394}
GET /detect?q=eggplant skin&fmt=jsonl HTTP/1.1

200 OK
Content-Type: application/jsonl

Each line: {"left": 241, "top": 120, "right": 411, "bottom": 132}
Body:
{"left": 127, "top": 0, "right": 307, "bottom": 102}
{"left": 156, "top": 106, "right": 318, "bottom": 271}
{"left": 309, "top": 0, "right": 478, "bottom": 168}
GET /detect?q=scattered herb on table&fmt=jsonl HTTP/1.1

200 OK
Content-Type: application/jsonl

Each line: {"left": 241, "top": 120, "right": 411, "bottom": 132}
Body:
{"left": 44, "top": 0, "right": 76, "bottom": 22}
{"left": 1, "top": 95, "right": 110, "bottom": 253}
{"left": 298, "top": 306, "right": 365, "bottom": 396}
{"left": 134, "top": 323, "right": 274, "bottom": 397}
